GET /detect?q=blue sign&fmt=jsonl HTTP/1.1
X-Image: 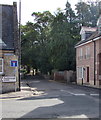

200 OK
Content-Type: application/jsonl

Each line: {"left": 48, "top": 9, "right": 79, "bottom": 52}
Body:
{"left": 10, "top": 60, "right": 18, "bottom": 67}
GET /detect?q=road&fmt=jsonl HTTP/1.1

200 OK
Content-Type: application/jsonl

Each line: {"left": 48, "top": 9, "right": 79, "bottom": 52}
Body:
{"left": 1, "top": 76, "right": 100, "bottom": 119}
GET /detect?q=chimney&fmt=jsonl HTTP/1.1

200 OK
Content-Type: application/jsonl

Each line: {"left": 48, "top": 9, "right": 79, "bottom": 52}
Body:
{"left": 13, "top": 2, "right": 19, "bottom": 55}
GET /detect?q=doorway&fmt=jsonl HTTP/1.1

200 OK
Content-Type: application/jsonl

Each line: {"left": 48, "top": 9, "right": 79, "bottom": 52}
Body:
{"left": 99, "top": 54, "right": 101, "bottom": 75}
{"left": 99, "top": 53, "right": 101, "bottom": 85}
{"left": 87, "top": 67, "right": 89, "bottom": 82}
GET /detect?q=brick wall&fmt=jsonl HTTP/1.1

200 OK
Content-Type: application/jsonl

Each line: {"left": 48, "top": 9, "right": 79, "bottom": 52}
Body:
{"left": 76, "top": 40, "right": 100, "bottom": 87}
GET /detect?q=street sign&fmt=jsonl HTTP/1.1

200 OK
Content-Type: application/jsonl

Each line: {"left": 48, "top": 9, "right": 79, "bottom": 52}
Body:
{"left": 2, "top": 76, "right": 16, "bottom": 82}
{"left": 10, "top": 60, "right": 18, "bottom": 67}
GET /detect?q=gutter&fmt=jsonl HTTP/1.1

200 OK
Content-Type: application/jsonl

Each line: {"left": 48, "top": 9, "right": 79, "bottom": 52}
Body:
{"left": 93, "top": 36, "right": 101, "bottom": 41}
{"left": 75, "top": 36, "right": 101, "bottom": 48}
{"left": 75, "top": 40, "right": 92, "bottom": 48}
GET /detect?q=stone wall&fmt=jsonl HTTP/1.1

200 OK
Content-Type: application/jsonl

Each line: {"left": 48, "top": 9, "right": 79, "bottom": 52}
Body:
{"left": 0, "top": 2, "right": 19, "bottom": 93}
{"left": 54, "top": 71, "right": 76, "bottom": 83}
{"left": 0, "top": 52, "right": 19, "bottom": 93}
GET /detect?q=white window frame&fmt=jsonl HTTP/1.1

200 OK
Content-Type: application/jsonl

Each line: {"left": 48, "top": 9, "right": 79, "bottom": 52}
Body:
{"left": 79, "top": 48, "right": 83, "bottom": 60}
{"left": 86, "top": 46, "right": 90, "bottom": 59}
{"left": 81, "top": 33, "right": 85, "bottom": 41}
{"left": 80, "top": 48, "right": 82, "bottom": 57}
{"left": 0, "top": 58, "right": 4, "bottom": 74}
{"left": 77, "top": 67, "right": 84, "bottom": 79}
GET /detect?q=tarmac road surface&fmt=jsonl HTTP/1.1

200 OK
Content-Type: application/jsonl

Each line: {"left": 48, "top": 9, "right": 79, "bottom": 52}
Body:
{"left": 1, "top": 75, "right": 100, "bottom": 119}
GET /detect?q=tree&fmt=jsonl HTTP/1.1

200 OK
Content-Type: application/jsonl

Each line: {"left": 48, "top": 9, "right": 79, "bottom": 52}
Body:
{"left": 21, "top": 1, "right": 81, "bottom": 74}
{"left": 75, "top": 2, "right": 91, "bottom": 26}
{"left": 21, "top": 22, "right": 40, "bottom": 72}
{"left": 65, "top": 1, "right": 76, "bottom": 23}
{"left": 21, "top": 11, "right": 54, "bottom": 74}
{"left": 75, "top": 1, "right": 100, "bottom": 27}
{"left": 48, "top": 4, "right": 79, "bottom": 71}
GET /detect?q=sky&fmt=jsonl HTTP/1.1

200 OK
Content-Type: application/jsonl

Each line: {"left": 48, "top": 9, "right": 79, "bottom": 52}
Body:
{"left": 0, "top": 0, "right": 87, "bottom": 25}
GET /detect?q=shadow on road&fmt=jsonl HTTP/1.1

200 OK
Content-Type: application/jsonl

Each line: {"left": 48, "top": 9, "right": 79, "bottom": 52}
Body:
{"left": 17, "top": 75, "right": 100, "bottom": 119}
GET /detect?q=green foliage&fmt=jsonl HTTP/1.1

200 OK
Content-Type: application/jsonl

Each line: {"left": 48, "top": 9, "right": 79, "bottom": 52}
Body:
{"left": 21, "top": 1, "right": 99, "bottom": 74}
{"left": 75, "top": 1, "right": 100, "bottom": 27}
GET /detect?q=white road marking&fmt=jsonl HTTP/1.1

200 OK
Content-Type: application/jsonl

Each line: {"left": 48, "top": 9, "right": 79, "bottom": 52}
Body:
{"left": 32, "top": 81, "right": 40, "bottom": 83}
{"left": 90, "top": 94, "right": 99, "bottom": 96}
{"left": 74, "top": 94, "right": 85, "bottom": 96}
{"left": 61, "top": 90, "right": 99, "bottom": 97}
{"left": 66, "top": 91, "right": 76, "bottom": 95}
{"left": 60, "top": 90, "right": 85, "bottom": 96}
{"left": 58, "top": 114, "right": 88, "bottom": 118}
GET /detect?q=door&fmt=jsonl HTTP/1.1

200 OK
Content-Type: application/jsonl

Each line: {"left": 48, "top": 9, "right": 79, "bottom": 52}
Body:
{"left": 87, "top": 67, "right": 89, "bottom": 82}
{"left": 99, "top": 54, "right": 101, "bottom": 75}
{"left": 99, "top": 54, "right": 101, "bottom": 85}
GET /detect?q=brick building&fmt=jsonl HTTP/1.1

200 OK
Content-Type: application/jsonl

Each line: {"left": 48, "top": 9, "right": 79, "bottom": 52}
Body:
{"left": 0, "top": 2, "right": 20, "bottom": 93}
{"left": 75, "top": 16, "right": 101, "bottom": 87}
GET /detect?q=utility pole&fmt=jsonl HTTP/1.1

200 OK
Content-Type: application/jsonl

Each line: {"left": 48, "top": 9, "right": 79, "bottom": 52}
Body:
{"left": 18, "top": 0, "right": 21, "bottom": 91}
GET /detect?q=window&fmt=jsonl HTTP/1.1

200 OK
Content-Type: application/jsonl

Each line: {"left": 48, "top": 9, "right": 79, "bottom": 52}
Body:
{"left": 80, "top": 48, "right": 82, "bottom": 57}
{"left": 85, "top": 46, "right": 90, "bottom": 59}
{"left": 81, "top": 33, "right": 85, "bottom": 41}
{"left": 77, "top": 67, "right": 84, "bottom": 79}
{"left": 78, "top": 48, "right": 83, "bottom": 60}
{"left": 98, "top": 26, "right": 101, "bottom": 34}
{"left": 0, "top": 58, "right": 3, "bottom": 74}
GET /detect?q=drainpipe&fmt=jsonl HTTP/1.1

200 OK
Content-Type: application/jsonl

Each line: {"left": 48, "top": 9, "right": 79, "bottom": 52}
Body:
{"left": 93, "top": 41, "right": 96, "bottom": 85}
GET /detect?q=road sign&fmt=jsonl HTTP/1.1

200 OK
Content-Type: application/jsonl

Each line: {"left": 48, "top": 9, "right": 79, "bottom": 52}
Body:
{"left": 10, "top": 60, "right": 18, "bottom": 67}
{"left": 2, "top": 76, "right": 16, "bottom": 82}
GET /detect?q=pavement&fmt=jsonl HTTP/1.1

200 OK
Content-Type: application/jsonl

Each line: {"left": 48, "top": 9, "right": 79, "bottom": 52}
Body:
{"left": 0, "top": 81, "right": 33, "bottom": 100}
{"left": 0, "top": 77, "right": 46, "bottom": 100}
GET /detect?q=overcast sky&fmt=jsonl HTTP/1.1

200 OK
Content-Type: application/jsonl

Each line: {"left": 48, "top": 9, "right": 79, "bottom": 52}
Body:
{"left": 0, "top": 0, "right": 83, "bottom": 25}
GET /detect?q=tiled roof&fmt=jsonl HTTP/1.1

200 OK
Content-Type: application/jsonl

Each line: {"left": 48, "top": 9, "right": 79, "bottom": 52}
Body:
{"left": 75, "top": 31, "right": 101, "bottom": 47}
{"left": 81, "top": 26, "right": 97, "bottom": 32}
{"left": 0, "top": 4, "right": 15, "bottom": 50}
{"left": 0, "top": 38, "right": 7, "bottom": 49}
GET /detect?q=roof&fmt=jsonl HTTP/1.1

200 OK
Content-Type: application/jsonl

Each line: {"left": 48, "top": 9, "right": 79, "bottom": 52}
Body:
{"left": 97, "top": 15, "right": 101, "bottom": 26}
{"left": 80, "top": 26, "right": 97, "bottom": 35}
{"left": 75, "top": 31, "right": 101, "bottom": 47}
{"left": 0, "top": 4, "right": 17, "bottom": 50}
{"left": 0, "top": 38, "right": 7, "bottom": 48}
{"left": 82, "top": 26, "right": 97, "bottom": 32}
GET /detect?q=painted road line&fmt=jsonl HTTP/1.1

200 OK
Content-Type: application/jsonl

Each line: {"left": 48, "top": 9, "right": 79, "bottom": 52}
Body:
{"left": 90, "top": 94, "right": 99, "bottom": 96}
{"left": 32, "top": 81, "right": 40, "bottom": 83}
{"left": 74, "top": 94, "right": 85, "bottom": 96}
{"left": 60, "top": 89, "right": 74, "bottom": 95}
{"left": 60, "top": 90, "right": 85, "bottom": 96}
{"left": 66, "top": 91, "right": 76, "bottom": 95}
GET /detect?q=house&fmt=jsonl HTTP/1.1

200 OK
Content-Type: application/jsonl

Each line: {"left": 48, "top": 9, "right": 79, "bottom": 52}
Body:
{"left": 0, "top": 2, "right": 20, "bottom": 93}
{"left": 75, "top": 15, "right": 101, "bottom": 87}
